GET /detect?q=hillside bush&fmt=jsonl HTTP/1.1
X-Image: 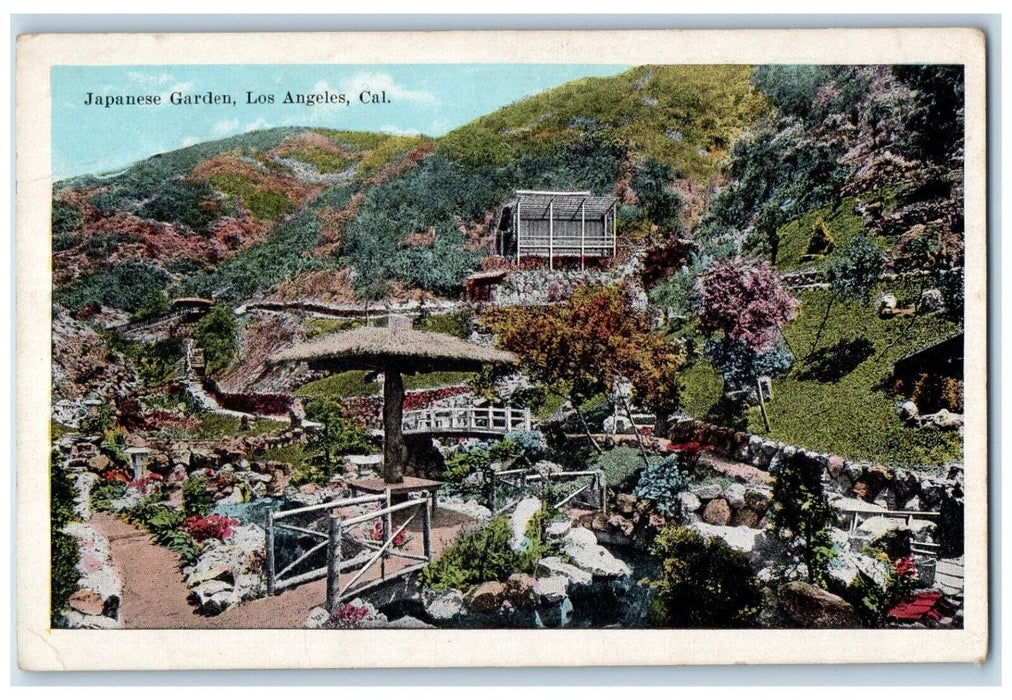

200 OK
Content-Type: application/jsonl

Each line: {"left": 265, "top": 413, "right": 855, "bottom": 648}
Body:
{"left": 56, "top": 262, "right": 171, "bottom": 314}
{"left": 50, "top": 462, "right": 80, "bottom": 624}
{"left": 646, "top": 525, "right": 763, "bottom": 628}
{"left": 52, "top": 201, "right": 83, "bottom": 234}
{"left": 633, "top": 454, "right": 692, "bottom": 518}
{"left": 137, "top": 178, "right": 219, "bottom": 232}
{"left": 182, "top": 475, "right": 215, "bottom": 518}
{"left": 418, "top": 515, "right": 550, "bottom": 592}
{"left": 193, "top": 305, "right": 237, "bottom": 375}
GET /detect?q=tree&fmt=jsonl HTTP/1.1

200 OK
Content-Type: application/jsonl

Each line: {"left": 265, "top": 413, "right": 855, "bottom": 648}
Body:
{"left": 646, "top": 525, "right": 763, "bottom": 628}
{"left": 696, "top": 257, "right": 798, "bottom": 353}
{"left": 703, "top": 336, "right": 794, "bottom": 394}
{"left": 486, "top": 283, "right": 683, "bottom": 454}
{"left": 192, "top": 305, "right": 237, "bottom": 375}
{"left": 768, "top": 452, "right": 837, "bottom": 587}
{"left": 809, "top": 236, "right": 884, "bottom": 355}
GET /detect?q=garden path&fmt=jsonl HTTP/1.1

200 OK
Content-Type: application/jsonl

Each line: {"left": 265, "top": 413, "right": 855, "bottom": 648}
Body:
{"left": 91, "top": 506, "right": 476, "bottom": 629}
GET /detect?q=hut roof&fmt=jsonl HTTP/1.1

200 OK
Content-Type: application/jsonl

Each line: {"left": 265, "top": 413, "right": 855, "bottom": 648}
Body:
{"left": 507, "top": 190, "right": 617, "bottom": 221}
{"left": 268, "top": 325, "right": 516, "bottom": 374}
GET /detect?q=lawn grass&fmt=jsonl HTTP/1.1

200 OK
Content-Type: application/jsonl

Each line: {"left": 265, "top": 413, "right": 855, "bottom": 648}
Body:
{"left": 678, "top": 279, "right": 962, "bottom": 466}
{"left": 294, "top": 370, "right": 474, "bottom": 399}
{"left": 774, "top": 198, "right": 889, "bottom": 272}
{"left": 195, "top": 414, "right": 288, "bottom": 440}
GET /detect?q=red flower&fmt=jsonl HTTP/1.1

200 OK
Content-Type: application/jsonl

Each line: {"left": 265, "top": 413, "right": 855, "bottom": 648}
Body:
{"left": 183, "top": 513, "right": 239, "bottom": 542}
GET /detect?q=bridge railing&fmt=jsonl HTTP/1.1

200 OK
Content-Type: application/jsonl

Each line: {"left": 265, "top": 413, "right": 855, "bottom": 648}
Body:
{"left": 840, "top": 507, "right": 942, "bottom": 557}
{"left": 402, "top": 406, "right": 531, "bottom": 435}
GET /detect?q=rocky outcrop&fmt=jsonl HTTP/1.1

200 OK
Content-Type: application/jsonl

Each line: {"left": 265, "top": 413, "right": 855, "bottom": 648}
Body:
{"left": 60, "top": 523, "right": 123, "bottom": 629}
{"left": 183, "top": 523, "right": 265, "bottom": 615}
{"left": 778, "top": 581, "right": 860, "bottom": 628}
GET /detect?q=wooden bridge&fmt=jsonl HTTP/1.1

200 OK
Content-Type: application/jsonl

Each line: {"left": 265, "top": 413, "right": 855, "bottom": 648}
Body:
{"left": 401, "top": 406, "right": 531, "bottom": 437}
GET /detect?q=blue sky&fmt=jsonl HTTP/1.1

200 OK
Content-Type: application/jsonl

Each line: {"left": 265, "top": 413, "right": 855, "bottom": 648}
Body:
{"left": 51, "top": 64, "right": 628, "bottom": 179}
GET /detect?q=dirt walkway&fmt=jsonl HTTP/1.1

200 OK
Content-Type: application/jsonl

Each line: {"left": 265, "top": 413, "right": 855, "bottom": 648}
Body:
{"left": 91, "top": 506, "right": 475, "bottom": 629}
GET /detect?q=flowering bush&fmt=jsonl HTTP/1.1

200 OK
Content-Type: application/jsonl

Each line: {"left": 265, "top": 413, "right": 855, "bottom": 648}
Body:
{"left": 366, "top": 520, "right": 408, "bottom": 547}
{"left": 327, "top": 603, "right": 371, "bottom": 629}
{"left": 101, "top": 468, "right": 130, "bottom": 483}
{"left": 183, "top": 514, "right": 239, "bottom": 542}
{"left": 128, "top": 473, "right": 164, "bottom": 496}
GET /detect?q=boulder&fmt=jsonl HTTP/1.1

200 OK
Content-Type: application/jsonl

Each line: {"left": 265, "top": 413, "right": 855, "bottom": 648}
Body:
{"left": 827, "top": 455, "right": 846, "bottom": 478}
{"left": 534, "top": 575, "right": 569, "bottom": 604}
{"left": 723, "top": 483, "right": 747, "bottom": 509}
{"left": 424, "top": 589, "right": 466, "bottom": 621}
{"left": 505, "top": 573, "right": 538, "bottom": 609}
{"left": 509, "top": 497, "right": 543, "bottom": 551}
{"left": 677, "top": 491, "right": 701, "bottom": 515}
{"left": 305, "top": 606, "right": 330, "bottom": 629}
{"left": 857, "top": 515, "right": 907, "bottom": 539}
{"left": 87, "top": 454, "right": 112, "bottom": 473}
{"left": 690, "top": 522, "right": 765, "bottom": 560}
{"left": 563, "top": 541, "right": 631, "bottom": 579}
{"left": 731, "top": 507, "right": 759, "bottom": 528}
{"left": 536, "top": 557, "right": 593, "bottom": 586}
{"left": 744, "top": 488, "right": 771, "bottom": 514}
{"left": 544, "top": 519, "right": 572, "bottom": 540}
{"left": 702, "top": 498, "right": 732, "bottom": 526}
{"left": 778, "top": 581, "right": 860, "bottom": 628}
{"left": 380, "top": 616, "right": 435, "bottom": 629}
{"left": 919, "top": 409, "right": 963, "bottom": 431}
{"left": 691, "top": 483, "right": 723, "bottom": 500}
{"left": 191, "top": 580, "right": 237, "bottom": 615}
{"left": 616, "top": 493, "right": 637, "bottom": 515}
{"left": 59, "top": 610, "right": 122, "bottom": 630}
{"left": 607, "top": 514, "right": 635, "bottom": 538}
{"left": 896, "top": 400, "right": 919, "bottom": 424}
{"left": 468, "top": 581, "right": 507, "bottom": 613}
{"left": 563, "top": 527, "right": 598, "bottom": 547}
{"left": 68, "top": 589, "right": 107, "bottom": 617}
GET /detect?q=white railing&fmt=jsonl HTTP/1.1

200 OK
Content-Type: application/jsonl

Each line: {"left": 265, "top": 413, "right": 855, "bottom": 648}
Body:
{"left": 402, "top": 406, "right": 531, "bottom": 436}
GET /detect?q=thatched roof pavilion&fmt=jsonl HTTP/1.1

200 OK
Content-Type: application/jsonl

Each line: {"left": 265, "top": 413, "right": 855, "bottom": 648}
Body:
{"left": 269, "top": 321, "right": 516, "bottom": 484}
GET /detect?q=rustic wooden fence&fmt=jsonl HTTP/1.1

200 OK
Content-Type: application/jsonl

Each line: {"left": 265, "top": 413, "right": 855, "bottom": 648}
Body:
{"left": 487, "top": 468, "right": 607, "bottom": 517}
{"left": 402, "top": 406, "right": 531, "bottom": 437}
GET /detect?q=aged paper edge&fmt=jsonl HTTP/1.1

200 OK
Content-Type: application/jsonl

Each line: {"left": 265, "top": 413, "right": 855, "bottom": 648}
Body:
{"left": 15, "top": 27, "right": 988, "bottom": 671}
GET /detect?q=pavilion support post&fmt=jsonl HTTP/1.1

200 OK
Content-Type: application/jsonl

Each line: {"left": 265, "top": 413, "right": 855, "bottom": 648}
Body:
{"left": 326, "top": 514, "right": 342, "bottom": 611}
{"left": 548, "top": 200, "right": 555, "bottom": 271}
{"left": 581, "top": 200, "right": 586, "bottom": 271}
{"left": 382, "top": 368, "right": 407, "bottom": 484}
{"left": 612, "top": 204, "right": 617, "bottom": 259}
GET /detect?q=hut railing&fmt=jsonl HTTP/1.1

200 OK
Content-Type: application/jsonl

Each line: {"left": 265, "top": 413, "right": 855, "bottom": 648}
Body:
{"left": 487, "top": 468, "right": 607, "bottom": 516}
{"left": 402, "top": 406, "right": 531, "bottom": 436}
{"left": 265, "top": 493, "right": 387, "bottom": 595}
{"left": 326, "top": 496, "right": 433, "bottom": 611}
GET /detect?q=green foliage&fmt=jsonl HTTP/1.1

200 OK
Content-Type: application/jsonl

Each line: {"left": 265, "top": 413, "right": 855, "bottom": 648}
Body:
{"left": 439, "top": 65, "right": 766, "bottom": 182}
{"left": 304, "top": 317, "right": 364, "bottom": 339}
{"left": 443, "top": 447, "right": 494, "bottom": 483}
{"left": 299, "top": 397, "right": 377, "bottom": 480}
{"left": 52, "top": 200, "right": 83, "bottom": 234}
{"left": 131, "top": 289, "right": 171, "bottom": 322}
{"left": 138, "top": 178, "right": 219, "bottom": 232}
{"left": 768, "top": 452, "right": 837, "bottom": 587}
{"left": 90, "top": 479, "right": 127, "bottom": 512}
{"left": 633, "top": 454, "right": 692, "bottom": 517}
{"left": 208, "top": 173, "right": 295, "bottom": 220}
{"left": 180, "top": 182, "right": 354, "bottom": 303}
{"left": 418, "top": 516, "right": 549, "bottom": 592}
{"left": 50, "top": 460, "right": 83, "bottom": 623}
{"left": 193, "top": 305, "right": 237, "bottom": 375}
{"left": 154, "top": 528, "right": 202, "bottom": 564}
{"left": 55, "top": 262, "right": 171, "bottom": 313}
{"left": 772, "top": 199, "right": 881, "bottom": 272}
{"left": 679, "top": 280, "right": 962, "bottom": 465}
{"left": 827, "top": 236, "right": 885, "bottom": 305}
{"left": 51, "top": 530, "right": 80, "bottom": 625}
{"left": 295, "top": 369, "right": 473, "bottom": 399}
{"left": 703, "top": 336, "right": 794, "bottom": 394}
{"left": 413, "top": 310, "right": 472, "bottom": 339}
{"left": 894, "top": 65, "right": 964, "bottom": 164}
{"left": 646, "top": 525, "right": 763, "bottom": 628}
{"left": 182, "top": 475, "right": 215, "bottom": 518}
{"left": 591, "top": 446, "right": 644, "bottom": 494}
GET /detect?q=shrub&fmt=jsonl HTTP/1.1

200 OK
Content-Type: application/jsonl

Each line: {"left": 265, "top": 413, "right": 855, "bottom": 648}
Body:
{"left": 768, "top": 452, "right": 836, "bottom": 587}
{"left": 591, "top": 446, "right": 643, "bottom": 493}
{"left": 55, "top": 262, "right": 171, "bottom": 314}
{"left": 413, "top": 310, "right": 472, "bottom": 339}
{"left": 418, "top": 516, "right": 548, "bottom": 591}
{"left": 633, "top": 454, "right": 692, "bottom": 517}
{"left": 52, "top": 200, "right": 83, "bottom": 234}
{"left": 184, "top": 514, "right": 239, "bottom": 542}
{"left": 327, "top": 603, "right": 372, "bottom": 629}
{"left": 51, "top": 463, "right": 80, "bottom": 624}
{"left": 51, "top": 530, "right": 80, "bottom": 626}
{"left": 90, "top": 480, "right": 128, "bottom": 513}
{"left": 193, "top": 305, "right": 237, "bottom": 375}
{"left": 155, "top": 529, "right": 202, "bottom": 564}
{"left": 646, "top": 525, "right": 763, "bottom": 628}
{"left": 182, "top": 475, "right": 216, "bottom": 518}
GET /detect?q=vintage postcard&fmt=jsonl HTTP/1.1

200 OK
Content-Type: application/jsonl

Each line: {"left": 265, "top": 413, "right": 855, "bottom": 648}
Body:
{"left": 16, "top": 28, "right": 988, "bottom": 670}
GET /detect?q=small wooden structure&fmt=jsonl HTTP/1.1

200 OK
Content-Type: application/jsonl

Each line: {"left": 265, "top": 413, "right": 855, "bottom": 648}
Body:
{"left": 170, "top": 296, "right": 213, "bottom": 320}
{"left": 497, "top": 190, "right": 618, "bottom": 270}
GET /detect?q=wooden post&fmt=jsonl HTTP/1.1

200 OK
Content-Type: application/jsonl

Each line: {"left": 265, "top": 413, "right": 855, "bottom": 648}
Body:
{"left": 548, "top": 199, "right": 555, "bottom": 271}
{"left": 326, "top": 514, "right": 342, "bottom": 611}
{"left": 382, "top": 368, "right": 407, "bottom": 483}
{"left": 756, "top": 378, "right": 772, "bottom": 432}
{"left": 423, "top": 498, "right": 432, "bottom": 561}
{"left": 599, "top": 470, "right": 608, "bottom": 516}
{"left": 488, "top": 468, "right": 498, "bottom": 515}
{"left": 580, "top": 200, "right": 586, "bottom": 271}
{"left": 265, "top": 510, "right": 276, "bottom": 596}
{"left": 611, "top": 203, "right": 617, "bottom": 259}
{"left": 382, "top": 488, "right": 392, "bottom": 580}
{"left": 515, "top": 206, "right": 521, "bottom": 265}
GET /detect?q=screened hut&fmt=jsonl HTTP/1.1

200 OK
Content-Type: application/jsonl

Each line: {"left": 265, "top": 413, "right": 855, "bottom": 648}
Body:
{"left": 496, "top": 190, "right": 618, "bottom": 269}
